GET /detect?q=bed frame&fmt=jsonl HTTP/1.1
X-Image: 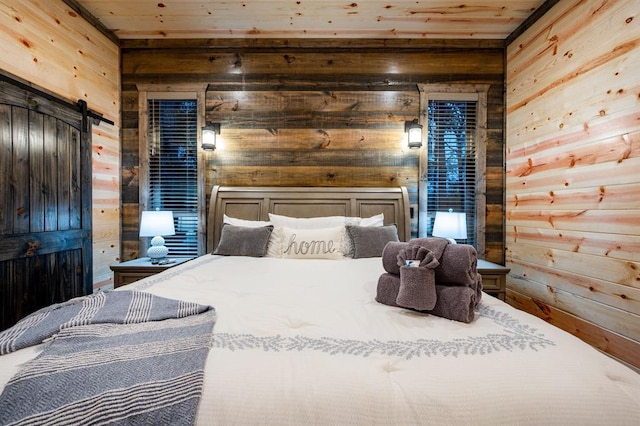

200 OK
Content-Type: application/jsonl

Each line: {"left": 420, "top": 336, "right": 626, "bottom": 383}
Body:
{"left": 207, "top": 186, "right": 411, "bottom": 252}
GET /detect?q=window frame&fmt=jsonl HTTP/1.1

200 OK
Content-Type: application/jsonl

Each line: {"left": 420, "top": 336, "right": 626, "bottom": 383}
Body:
{"left": 137, "top": 84, "right": 208, "bottom": 257}
{"left": 417, "top": 84, "right": 488, "bottom": 258}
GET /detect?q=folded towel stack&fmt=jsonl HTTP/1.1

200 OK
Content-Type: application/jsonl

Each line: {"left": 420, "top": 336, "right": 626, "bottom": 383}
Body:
{"left": 376, "top": 238, "right": 482, "bottom": 323}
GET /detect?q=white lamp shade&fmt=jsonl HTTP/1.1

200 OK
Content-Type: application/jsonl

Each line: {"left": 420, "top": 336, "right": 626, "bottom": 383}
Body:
{"left": 432, "top": 211, "right": 467, "bottom": 240}
{"left": 139, "top": 211, "right": 176, "bottom": 237}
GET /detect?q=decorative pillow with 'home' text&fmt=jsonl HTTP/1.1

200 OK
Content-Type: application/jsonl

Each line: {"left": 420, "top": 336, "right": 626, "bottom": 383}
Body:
{"left": 279, "top": 226, "right": 345, "bottom": 260}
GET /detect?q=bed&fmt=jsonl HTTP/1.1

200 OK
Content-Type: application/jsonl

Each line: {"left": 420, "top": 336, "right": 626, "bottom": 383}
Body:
{"left": 1, "top": 186, "right": 638, "bottom": 425}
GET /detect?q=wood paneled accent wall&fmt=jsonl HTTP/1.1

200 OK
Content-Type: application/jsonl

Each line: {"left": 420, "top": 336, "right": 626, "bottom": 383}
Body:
{"left": 0, "top": 0, "right": 121, "bottom": 289}
{"left": 506, "top": 0, "right": 640, "bottom": 368}
{"left": 121, "top": 39, "right": 506, "bottom": 262}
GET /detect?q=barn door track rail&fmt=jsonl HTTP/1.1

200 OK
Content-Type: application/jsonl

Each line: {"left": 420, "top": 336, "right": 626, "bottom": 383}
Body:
{"left": 0, "top": 72, "right": 114, "bottom": 131}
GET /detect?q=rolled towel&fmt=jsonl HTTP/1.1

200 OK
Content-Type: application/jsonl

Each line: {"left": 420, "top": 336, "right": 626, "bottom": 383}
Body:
{"left": 430, "top": 285, "right": 477, "bottom": 324}
{"left": 376, "top": 274, "right": 478, "bottom": 323}
{"left": 396, "top": 249, "right": 439, "bottom": 311}
{"left": 434, "top": 243, "right": 478, "bottom": 287}
{"left": 474, "top": 274, "right": 483, "bottom": 303}
{"left": 376, "top": 272, "right": 401, "bottom": 307}
{"left": 382, "top": 241, "right": 409, "bottom": 275}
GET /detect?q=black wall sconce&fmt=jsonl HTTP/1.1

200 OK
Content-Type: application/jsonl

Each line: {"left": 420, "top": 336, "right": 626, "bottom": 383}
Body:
{"left": 404, "top": 119, "right": 423, "bottom": 149}
{"left": 201, "top": 122, "right": 221, "bottom": 151}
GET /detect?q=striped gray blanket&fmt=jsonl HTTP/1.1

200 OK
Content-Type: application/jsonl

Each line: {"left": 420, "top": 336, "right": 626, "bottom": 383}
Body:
{"left": 0, "top": 291, "right": 216, "bottom": 425}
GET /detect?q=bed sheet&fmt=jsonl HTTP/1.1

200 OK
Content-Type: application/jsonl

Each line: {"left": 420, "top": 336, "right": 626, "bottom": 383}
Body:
{"left": 1, "top": 255, "right": 639, "bottom": 425}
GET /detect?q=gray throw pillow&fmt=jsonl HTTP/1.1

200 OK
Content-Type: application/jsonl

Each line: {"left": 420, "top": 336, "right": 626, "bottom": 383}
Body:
{"left": 214, "top": 224, "right": 274, "bottom": 257}
{"left": 346, "top": 224, "right": 399, "bottom": 258}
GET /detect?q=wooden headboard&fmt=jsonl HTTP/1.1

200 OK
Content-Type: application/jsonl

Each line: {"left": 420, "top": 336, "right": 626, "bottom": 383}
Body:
{"left": 207, "top": 186, "right": 411, "bottom": 252}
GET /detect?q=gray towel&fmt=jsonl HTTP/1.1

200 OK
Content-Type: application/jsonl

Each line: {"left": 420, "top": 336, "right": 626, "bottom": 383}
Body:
{"left": 376, "top": 273, "right": 479, "bottom": 323}
{"left": 474, "top": 274, "right": 483, "bottom": 302}
{"left": 408, "top": 237, "right": 450, "bottom": 261}
{"left": 382, "top": 241, "right": 409, "bottom": 275}
{"left": 395, "top": 246, "right": 439, "bottom": 311}
{"left": 395, "top": 245, "right": 433, "bottom": 269}
{"left": 434, "top": 244, "right": 478, "bottom": 286}
{"left": 430, "top": 284, "right": 478, "bottom": 324}
{"left": 381, "top": 238, "right": 450, "bottom": 275}
{"left": 397, "top": 266, "right": 437, "bottom": 311}
{"left": 375, "top": 272, "right": 402, "bottom": 307}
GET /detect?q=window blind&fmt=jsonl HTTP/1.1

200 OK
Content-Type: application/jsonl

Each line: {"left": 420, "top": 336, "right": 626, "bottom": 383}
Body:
{"left": 147, "top": 99, "right": 198, "bottom": 257}
{"left": 427, "top": 100, "right": 477, "bottom": 247}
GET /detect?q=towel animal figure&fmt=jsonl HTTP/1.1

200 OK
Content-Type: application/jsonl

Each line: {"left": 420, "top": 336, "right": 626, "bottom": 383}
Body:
{"left": 395, "top": 245, "right": 439, "bottom": 311}
{"left": 377, "top": 238, "right": 482, "bottom": 323}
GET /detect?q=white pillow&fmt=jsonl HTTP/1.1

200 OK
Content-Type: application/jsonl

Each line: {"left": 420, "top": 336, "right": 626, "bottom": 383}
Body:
{"left": 268, "top": 213, "right": 360, "bottom": 228}
{"left": 278, "top": 226, "right": 344, "bottom": 260}
{"left": 360, "top": 213, "right": 384, "bottom": 227}
{"left": 267, "top": 227, "right": 284, "bottom": 257}
{"left": 223, "top": 214, "right": 271, "bottom": 227}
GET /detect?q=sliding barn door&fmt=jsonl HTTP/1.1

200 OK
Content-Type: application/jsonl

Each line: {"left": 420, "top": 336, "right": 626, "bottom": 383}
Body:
{"left": 0, "top": 78, "right": 92, "bottom": 330}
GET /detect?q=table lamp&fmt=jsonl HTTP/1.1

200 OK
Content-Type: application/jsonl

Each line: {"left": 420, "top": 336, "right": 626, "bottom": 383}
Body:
{"left": 139, "top": 210, "right": 175, "bottom": 263}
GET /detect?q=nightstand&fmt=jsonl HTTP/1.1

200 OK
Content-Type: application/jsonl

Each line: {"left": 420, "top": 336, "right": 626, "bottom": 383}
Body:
{"left": 110, "top": 257, "right": 194, "bottom": 288}
{"left": 477, "top": 259, "right": 510, "bottom": 301}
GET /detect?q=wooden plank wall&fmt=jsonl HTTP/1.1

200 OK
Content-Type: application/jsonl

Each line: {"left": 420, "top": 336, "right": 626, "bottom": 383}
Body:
{"left": 120, "top": 39, "right": 506, "bottom": 262}
{"left": 505, "top": 0, "right": 640, "bottom": 368}
{"left": 0, "top": 0, "right": 121, "bottom": 289}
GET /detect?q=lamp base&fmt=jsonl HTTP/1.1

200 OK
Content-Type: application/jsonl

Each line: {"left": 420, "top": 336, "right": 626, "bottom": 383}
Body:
{"left": 147, "top": 236, "right": 169, "bottom": 264}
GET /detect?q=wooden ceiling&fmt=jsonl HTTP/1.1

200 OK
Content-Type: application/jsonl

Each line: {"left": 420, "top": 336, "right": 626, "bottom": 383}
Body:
{"left": 71, "top": 0, "right": 547, "bottom": 40}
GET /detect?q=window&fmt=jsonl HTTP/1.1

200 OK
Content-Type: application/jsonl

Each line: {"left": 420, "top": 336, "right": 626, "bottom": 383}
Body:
{"left": 146, "top": 99, "right": 198, "bottom": 256}
{"left": 417, "top": 84, "right": 487, "bottom": 255}
{"left": 427, "top": 100, "right": 478, "bottom": 247}
{"left": 139, "top": 88, "right": 206, "bottom": 258}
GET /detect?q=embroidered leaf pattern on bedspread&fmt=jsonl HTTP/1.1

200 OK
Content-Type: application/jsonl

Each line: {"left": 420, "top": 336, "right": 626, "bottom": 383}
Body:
{"left": 212, "top": 304, "right": 555, "bottom": 359}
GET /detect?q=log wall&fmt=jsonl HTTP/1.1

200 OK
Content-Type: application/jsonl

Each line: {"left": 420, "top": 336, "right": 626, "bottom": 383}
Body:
{"left": 0, "top": 0, "right": 121, "bottom": 289}
{"left": 120, "top": 39, "right": 506, "bottom": 262}
{"left": 505, "top": 0, "right": 640, "bottom": 368}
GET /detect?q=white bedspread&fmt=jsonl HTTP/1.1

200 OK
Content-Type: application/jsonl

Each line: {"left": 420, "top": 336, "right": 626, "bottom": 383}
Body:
{"left": 2, "top": 255, "right": 639, "bottom": 425}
